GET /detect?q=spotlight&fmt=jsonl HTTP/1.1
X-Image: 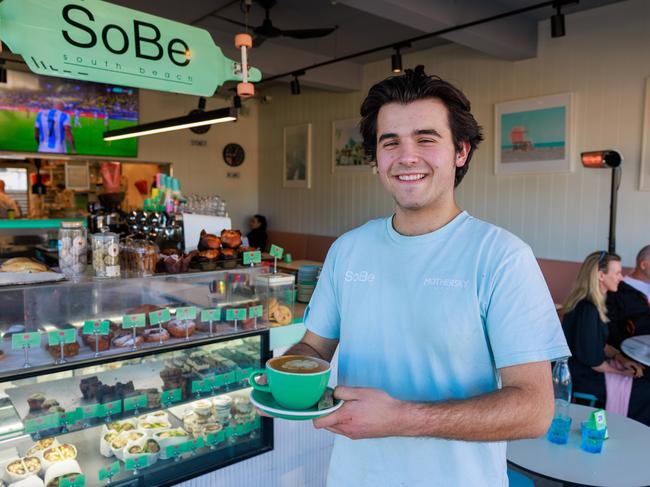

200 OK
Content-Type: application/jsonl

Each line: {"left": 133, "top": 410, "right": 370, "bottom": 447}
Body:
{"left": 391, "top": 48, "right": 402, "bottom": 73}
{"left": 290, "top": 76, "right": 301, "bottom": 95}
{"left": 551, "top": 2, "right": 565, "bottom": 38}
{"left": 233, "top": 95, "right": 242, "bottom": 109}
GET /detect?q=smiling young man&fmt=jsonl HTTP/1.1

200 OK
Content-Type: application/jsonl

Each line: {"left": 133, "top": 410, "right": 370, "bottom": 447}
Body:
{"left": 284, "top": 66, "right": 570, "bottom": 486}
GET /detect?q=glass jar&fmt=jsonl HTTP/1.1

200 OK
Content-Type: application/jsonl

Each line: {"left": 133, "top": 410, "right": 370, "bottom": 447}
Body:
{"left": 254, "top": 272, "right": 295, "bottom": 327}
{"left": 58, "top": 221, "right": 87, "bottom": 278}
{"left": 91, "top": 231, "right": 120, "bottom": 278}
{"left": 120, "top": 238, "right": 159, "bottom": 277}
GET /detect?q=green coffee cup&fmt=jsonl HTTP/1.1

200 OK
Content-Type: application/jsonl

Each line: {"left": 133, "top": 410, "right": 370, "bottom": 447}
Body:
{"left": 249, "top": 355, "right": 330, "bottom": 410}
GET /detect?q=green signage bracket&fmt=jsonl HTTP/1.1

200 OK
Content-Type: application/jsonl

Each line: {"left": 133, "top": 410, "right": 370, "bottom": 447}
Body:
{"left": 0, "top": 0, "right": 262, "bottom": 96}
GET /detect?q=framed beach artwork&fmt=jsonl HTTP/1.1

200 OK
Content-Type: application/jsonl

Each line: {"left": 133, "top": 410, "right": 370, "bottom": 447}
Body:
{"left": 494, "top": 93, "right": 573, "bottom": 175}
{"left": 331, "top": 118, "right": 371, "bottom": 173}
{"left": 639, "top": 78, "right": 650, "bottom": 191}
{"left": 283, "top": 123, "right": 312, "bottom": 188}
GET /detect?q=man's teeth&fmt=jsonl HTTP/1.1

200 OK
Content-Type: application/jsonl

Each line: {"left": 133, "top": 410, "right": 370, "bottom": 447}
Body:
{"left": 397, "top": 174, "right": 425, "bottom": 181}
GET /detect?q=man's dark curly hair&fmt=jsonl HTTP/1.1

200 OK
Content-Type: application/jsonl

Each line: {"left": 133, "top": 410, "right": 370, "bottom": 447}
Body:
{"left": 359, "top": 65, "right": 484, "bottom": 187}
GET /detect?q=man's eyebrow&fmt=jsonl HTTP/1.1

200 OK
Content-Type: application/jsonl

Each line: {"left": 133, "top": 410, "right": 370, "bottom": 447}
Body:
{"left": 378, "top": 132, "right": 398, "bottom": 143}
{"left": 414, "top": 129, "right": 441, "bottom": 138}
{"left": 378, "top": 129, "right": 442, "bottom": 143}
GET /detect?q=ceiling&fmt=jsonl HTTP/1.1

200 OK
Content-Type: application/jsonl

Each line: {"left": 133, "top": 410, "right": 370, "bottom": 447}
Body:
{"left": 6, "top": 0, "right": 630, "bottom": 93}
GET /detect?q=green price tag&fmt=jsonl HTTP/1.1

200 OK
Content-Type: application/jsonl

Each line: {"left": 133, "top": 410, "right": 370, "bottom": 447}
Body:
{"left": 47, "top": 329, "right": 76, "bottom": 346}
{"left": 60, "top": 474, "right": 86, "bottom": 487}
{"left": 77, "top": 404, "right": 100, "bottom": 420}
{"left": 206, "top": 430, "right": 225, "bottom": 446}
{"left": 149, "top": 309, "right": 171, "bottom": 326}
{"left": 99, "top": 461, "right": 121, "bottom": 481}
{"left": 234, "top": 424, "right": 246, "bottom": 436}
{"left": 191, "top": 437, "right": 205, "bottom": 449}
{"left": 82, "top": 320, "right": 110, "bottom": 335}
{"left": 165, "top": 445, "right": 182, "bottom": 459}
{"left": 176, "top": 306, "right": 197, "bottom": 320}
{"left": 11, "top": 332, "right": 41, "bottom": 350}
{"left": 226, "top": 308, "right": 247, "bottom": 321}
{"left": 224, "top": 426, "right": 236, "bottom": 438}
{"left": 243, "top": 250, "right": 262, "bottom": 265}
{"left": 191, "top": 380, "right": 207, "bottom": 394}
{"left": 178, "top": 440, "right": 194, "bottom": 454}
{"left": 200, "top": 308, "right": 221, "bottom": 322}
{"left": 122, "top": 313, "right": 146, "bottom": 329}
{"left": 248, "top": 305, "right": 264, "bottom": 319}
{"left": 236, "top": 367, "right": 254, "bottom": 382}
{"left": 269, "top": 244, "right": 284, "bottom": 259}
{"left": 223, "top": 372, "right": 236, "bottom": 385}
{"left": 125, "top": 456, "right": 148, "bottom": 471}
{"left": 211, "top": 374, "right": 226, "bottom": 388}
{"left": 25, "top": 413, "right": 60, "bottom": 433}
{"left": 161, "top": 388, "right": 182, "bottom": 404}
{"left": 98, "top": 400, "right": 123, "bottom": 416}
{"left": 59, "top": 409, "right": 81, "bottom": 424}
{"left": 123, "top": 394, "right": 147, "bottom": 412}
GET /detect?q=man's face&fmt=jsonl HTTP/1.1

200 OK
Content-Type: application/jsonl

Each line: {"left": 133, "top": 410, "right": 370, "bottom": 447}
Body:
{"left": 638, "top": 254, "right": 650, "bottom": 281}
{"left": 375, "top": 99, "right": 468, "bottom": 213}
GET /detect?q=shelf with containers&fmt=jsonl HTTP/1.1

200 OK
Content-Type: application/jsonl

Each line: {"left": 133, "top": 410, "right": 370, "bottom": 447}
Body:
{"left": 0, "top": 268, "right": 286, "bottom": 486}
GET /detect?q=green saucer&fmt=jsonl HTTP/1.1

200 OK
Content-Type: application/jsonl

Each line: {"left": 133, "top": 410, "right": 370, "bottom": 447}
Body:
{"left": 249, "top": 387, "right": 343, "bottom": 421}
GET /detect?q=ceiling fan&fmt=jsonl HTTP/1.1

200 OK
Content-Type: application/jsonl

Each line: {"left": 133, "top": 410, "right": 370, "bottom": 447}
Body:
{"left": 214, "top": 0, "right": 339, "bottom": 47}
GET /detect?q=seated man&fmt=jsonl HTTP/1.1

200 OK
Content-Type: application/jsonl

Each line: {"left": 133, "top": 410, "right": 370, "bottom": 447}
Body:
{"left": 606, "top": 245, "right": 650, "bottom": 348}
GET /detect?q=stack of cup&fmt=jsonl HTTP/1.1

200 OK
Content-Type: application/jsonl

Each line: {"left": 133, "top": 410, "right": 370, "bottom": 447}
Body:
{"left": 212, "top": 395, "right": 232, "bottom": 426}
{"left": 297, "top": 265, "right": 320, "bottom": 303}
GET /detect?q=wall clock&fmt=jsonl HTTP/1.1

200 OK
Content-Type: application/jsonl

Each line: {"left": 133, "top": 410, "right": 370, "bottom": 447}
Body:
{"left": 223, "top": 143, "right": 245, "bottom": 167}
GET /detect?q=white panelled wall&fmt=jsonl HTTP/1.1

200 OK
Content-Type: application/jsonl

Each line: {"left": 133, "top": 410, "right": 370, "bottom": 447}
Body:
{"left": 258, "top": 0, "right": 650, "bottom": 267}
{"left": 136, "top": 91, "right": 259, "bottom": 231}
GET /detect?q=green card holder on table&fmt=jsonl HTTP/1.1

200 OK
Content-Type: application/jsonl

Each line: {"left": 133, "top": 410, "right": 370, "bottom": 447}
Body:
{"left": 82, "top": 320, "right": 110, "bottom": 358}
{"left": 47, "top": 328, "right": 77, "bottom": 364}
{"left": 11, "top": 332, "right": 41, "bottom": 368}
{"left": 200, "top": 308, "right": 221, "bottom": 336}
{"left": 226, "top": 308, "right": 247, "bottom": 331}
{"left": 99, "top": 461, "right": 121, "bottom": 484}
{"left": 269, "top": 244, "right": 284, "bottom": 273}
{"left": 60, "top": 474, "right": 86, "bottom": 487}
{"left": 122, "top": 313, "right": 146, "bottom": 350}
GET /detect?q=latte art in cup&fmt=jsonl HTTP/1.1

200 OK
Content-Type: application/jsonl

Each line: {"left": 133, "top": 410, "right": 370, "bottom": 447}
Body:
{"left": 269, "top": 356, "right": 329, "bottom": 374}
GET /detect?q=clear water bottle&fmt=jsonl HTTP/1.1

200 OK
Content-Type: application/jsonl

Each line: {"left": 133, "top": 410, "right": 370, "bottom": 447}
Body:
{"left": 547, "top": 357, "right": 572, "bottom": 443}
{"left": 553, "top": 358, "right": 572, "bottom": 417}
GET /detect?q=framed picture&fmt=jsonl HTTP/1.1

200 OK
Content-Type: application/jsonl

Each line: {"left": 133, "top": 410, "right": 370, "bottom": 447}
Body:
{"left": 640, "top": 78, "right": 650, "bottom": 191}
{"left": 331, "top": 118, "right": 371, "bottom": 173}
{"left": 283, "top": 124, "right": 311, "bottom": 188}
{"left": 494, "top": 93, "right": 573, "bottom": 175}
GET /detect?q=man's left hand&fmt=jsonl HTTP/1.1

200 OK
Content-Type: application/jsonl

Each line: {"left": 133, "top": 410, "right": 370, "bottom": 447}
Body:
{"left": 313, "top": 386, "right": 403, "bottom": 440}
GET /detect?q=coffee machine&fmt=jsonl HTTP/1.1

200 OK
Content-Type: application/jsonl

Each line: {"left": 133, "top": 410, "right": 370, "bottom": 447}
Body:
{"left": 88, "top": 192, "right": 127, "bottom": 235}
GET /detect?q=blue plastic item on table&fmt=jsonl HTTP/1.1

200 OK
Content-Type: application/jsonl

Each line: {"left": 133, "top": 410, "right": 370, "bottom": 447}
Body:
{"left": 581, "top": 421, "right": 606, "bottom": 453}
{"left": 547, "top": 416, "right": 572, "bottom": 444}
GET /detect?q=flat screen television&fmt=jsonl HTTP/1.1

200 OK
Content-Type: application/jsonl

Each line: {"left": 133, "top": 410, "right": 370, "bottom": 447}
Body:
{"left": 0, "top": 70, "right": 138, "bottom": 157}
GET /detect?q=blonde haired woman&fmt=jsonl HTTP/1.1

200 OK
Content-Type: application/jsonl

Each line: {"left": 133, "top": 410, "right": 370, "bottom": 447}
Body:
{"left": 563, "top": 251, "right": 650, "bottom": 425}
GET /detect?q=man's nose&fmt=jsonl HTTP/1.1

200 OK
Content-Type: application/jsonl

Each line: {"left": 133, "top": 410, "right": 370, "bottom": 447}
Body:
{"left": 396, "top": 141, "right": 420, "bottom": 165}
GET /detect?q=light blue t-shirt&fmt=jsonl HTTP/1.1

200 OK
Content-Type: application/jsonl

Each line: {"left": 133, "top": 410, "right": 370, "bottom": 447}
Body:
{"left": 304, "top": 211, "right": 570, "bottom": 487}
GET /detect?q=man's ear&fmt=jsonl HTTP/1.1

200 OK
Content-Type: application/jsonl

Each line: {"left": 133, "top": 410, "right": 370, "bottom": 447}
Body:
{"left": 456, "top": 140, "right": 470, "bottom": 168}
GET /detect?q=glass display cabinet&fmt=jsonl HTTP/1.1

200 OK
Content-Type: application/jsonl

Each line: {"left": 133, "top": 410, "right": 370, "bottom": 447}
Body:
{"left": 0, "top": 269, "right": 275, "bottom": 487}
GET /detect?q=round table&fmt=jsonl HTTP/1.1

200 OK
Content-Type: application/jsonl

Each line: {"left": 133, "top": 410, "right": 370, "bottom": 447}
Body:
{"left": 507, "top": 404, "right": 650, "bottom": 487}
{"left": 622, "top": 335, "right": 650, "bottom": 366}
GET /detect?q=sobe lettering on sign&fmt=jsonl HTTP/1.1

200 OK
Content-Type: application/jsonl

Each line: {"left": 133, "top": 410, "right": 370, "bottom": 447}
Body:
{"left": 344, "top": 270, "right": 376, "bottom": 283}
{"left": 62, "top": 5, "right": 191, "bottom": 66}
{"left": 0, "top": 0, "right": 262, "bottom": 96}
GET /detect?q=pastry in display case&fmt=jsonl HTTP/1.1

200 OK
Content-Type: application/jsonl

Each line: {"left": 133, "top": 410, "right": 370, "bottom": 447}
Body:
{"left": 0, "top": 270, "right": 274, "bottom": 486}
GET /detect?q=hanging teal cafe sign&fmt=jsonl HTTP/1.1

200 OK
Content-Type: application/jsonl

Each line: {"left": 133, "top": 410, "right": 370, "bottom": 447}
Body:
{"left": 0, "top": 0, "right": 261, "bottom": 96}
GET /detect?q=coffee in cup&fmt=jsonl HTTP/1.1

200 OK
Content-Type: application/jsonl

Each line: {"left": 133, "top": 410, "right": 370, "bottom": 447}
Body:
{"left": 249, "top": 354, "right": 330, "bottom": 410}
